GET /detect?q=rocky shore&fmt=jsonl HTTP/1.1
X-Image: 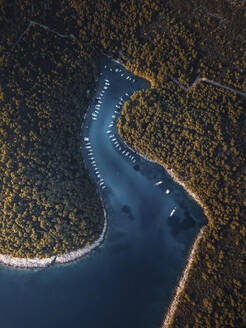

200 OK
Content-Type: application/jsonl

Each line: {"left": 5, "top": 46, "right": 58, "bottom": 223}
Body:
{"left": 119, "top": 138, "right": 207, "bottom": 328}
{"left": 162, "top": 226, "right": 205, "bottom": 327}
{"left": 0, "top": 211, "right": 107, "bottom": 269}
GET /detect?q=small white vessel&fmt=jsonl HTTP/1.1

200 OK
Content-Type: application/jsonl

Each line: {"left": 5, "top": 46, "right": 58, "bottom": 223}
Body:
{"left": 154, "top": 181, "right": 163, "bottom": 186}
{"left": 170, "top": 208, "right": 176, "bottom": 217}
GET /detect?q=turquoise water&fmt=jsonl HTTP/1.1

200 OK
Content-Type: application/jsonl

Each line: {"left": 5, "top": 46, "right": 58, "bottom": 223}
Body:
{"left": 0, "top": 57, "right": 205, "bottom": 328}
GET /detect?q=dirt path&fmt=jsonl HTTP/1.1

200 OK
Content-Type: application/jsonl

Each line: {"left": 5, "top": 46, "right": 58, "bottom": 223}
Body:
{"left": 172, "top": 76, "right": 246, "bottom": 98}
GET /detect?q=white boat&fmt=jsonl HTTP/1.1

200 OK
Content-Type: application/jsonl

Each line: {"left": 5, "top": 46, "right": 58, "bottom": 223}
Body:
{"left": 170, "top": 208, "right": 176, "bottom": 217}
{"left": 165, "top": 189, "right": 170, "bottom": 194}
{"left": 154, "top": 181, "right": 163, "bottom": 186}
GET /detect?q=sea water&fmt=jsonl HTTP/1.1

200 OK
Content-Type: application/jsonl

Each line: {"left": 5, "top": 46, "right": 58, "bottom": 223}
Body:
{"left": 0, "top": 56, "right": 205, "bottom": 328}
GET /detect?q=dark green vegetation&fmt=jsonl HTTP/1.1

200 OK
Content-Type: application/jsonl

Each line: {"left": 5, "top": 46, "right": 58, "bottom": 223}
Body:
{"left": 0, "top": 0, "right": 245, "bottom": 326}
{"left": 0, "top": 1, "right": 104, "bottom": 257}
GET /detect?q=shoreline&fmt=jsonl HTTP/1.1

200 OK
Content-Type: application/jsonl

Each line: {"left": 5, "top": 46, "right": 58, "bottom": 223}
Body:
{"left": 162, "top": 226, "right": 205, "bottom": 328}
{"left": 118, "top": 137, "right": 207, "bottom": 328}
{"left": 135, "top": 154, "right": 207, "bottom": 328}
{"left": 0, "top": 210, "right": 107, "bottom": 269}
{"left": 0, "top": 61, "right": 107, "bottom": 270}
{"left": 129, "top": 148, "right": 207, "bottom": 328}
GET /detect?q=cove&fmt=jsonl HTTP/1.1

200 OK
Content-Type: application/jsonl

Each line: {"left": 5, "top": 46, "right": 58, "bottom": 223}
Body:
{"left": 0, "top": 56, "right": 205, "bottom": 328}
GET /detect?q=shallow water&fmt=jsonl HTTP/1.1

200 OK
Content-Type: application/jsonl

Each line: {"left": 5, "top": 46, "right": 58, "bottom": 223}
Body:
{"left": 0, "top": 57, "right": 205, "bottom": 328}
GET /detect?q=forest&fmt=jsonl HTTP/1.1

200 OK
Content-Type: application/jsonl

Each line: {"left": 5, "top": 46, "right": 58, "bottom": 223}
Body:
{"left": 0, "top": 0, "right": 245, "bottom": 326}
{"left": 0, "top": 0, "right": 104, "bottom": 258}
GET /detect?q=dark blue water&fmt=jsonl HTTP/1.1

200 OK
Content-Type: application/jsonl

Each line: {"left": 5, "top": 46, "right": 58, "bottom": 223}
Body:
{"left": 0, "top": 57, "right": 205, "bottom": 328}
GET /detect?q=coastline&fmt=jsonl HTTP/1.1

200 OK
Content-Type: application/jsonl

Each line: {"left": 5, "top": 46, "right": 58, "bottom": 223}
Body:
{"left": 118, "top": 137, "right": 207, "bottom": 328}
{"left": 0, "top": 210, "right": 107, "bottom": 269}
{"left": 162, "top": 226, "right": 205, "bottom": 328}
{"left": 0, "top": 62, "right": 107, "bottom": 270}
{"left": 132, "top": 148, "right": 207, "bottom": 328}
{"left": 0, "top": 55, "right": 123, "bottom": 270}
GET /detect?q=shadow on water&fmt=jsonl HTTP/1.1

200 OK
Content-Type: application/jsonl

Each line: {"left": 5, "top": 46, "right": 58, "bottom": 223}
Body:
{"left": 0, "top": 56, "right": 206, "bottom": 328}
